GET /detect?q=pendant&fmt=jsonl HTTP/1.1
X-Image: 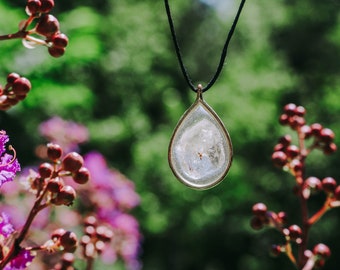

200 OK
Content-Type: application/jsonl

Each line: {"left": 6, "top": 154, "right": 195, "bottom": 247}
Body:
{"left": 168, "top": 87, "right": 233, "bottom": 190}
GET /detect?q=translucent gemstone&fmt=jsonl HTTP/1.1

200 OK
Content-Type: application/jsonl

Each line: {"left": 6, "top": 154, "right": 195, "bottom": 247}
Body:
{"left": 168, "top": 92, "right": 232, "bottom": 189}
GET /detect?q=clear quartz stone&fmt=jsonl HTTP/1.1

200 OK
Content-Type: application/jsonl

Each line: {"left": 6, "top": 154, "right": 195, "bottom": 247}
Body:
{"left": 168, "top": 92, "right": 232, "bottom": 189}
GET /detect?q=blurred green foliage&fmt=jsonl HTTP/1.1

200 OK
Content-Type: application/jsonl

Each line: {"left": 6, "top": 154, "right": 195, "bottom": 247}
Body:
{"left": 0, "top": 0, "right": 340, "bottom": 269}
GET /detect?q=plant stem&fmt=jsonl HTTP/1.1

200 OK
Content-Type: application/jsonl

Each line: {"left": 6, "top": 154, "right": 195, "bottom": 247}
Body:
{"left": 297, "top": 128, "right": 309, "bottom": 269}
{"left": 308, "top": 197, "right": 331, "bottom": 225}
{"left": 0, "top": 189, "right": 48, "bottom": 268}
{"left": 86, "top": 257, "right": 94, "bottom": 270}
{"left": 0, "top": 31, "right": 27, "bottom": 41}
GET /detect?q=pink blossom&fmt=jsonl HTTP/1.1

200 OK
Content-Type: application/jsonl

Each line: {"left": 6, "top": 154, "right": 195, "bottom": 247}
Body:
{"left": 39, "top": 116, "right": 89, "bottom": 152}
{"left": 0, "top": 131, "right": 20, "bottom": 188}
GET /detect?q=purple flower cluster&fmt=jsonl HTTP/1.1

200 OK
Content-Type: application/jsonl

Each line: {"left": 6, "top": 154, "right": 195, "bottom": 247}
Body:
{"left": 0, "top": 212, "right": 35, "bottom": 269}
{"left": 0, "top": 131, "right": 20, "bottom": 188}
{"left": 4, "top": 249, "right": 35, "bottom": 270}
{"left": 84, "top": 152, "right": 141, "bottom": 270}
{"left": 38, "top": 117, "right": 142, "bottom": 269}
{"left": 39, "top": 116, "right": 89, "bottom": 152}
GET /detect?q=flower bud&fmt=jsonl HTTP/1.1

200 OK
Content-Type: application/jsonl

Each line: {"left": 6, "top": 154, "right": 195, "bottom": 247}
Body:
{"left": 36, "top": 14, "right": 60, "bottom": 37}
{"left": 47, "top": 143, "right": 63, "bottom": 161}
{"left": 319, "top": 128, "right": 335, "bottom": 143}
{"left": 313, "top": 243, "right": 331, "bottom": 259}
{"left": 56, "top": 185, "right": 76, "bottom": 206}
{"left": 46, "top": 177, "right": 63, "bottom": 193}
{"left": 26, "top": 0, "right": 42, "bottom": 15}
{"left": 288, "top": 224, "right": 302, "bottom": 241}
{"left": 38, "top": 162, "right": 54, "bottom": 178}
{"left": 40, "top": 0, "right": 54, "bottom": 13}
{"left": 48, "top": 46, "right": 65, "bottom": 58}
{"left": 72, "top": 167, "right": 90, "bottom": 184}
{"left": 12, "top": 77, "right": 31, "bottom": 95}
{"left": 322, "top": 177, "right": 337, "bottom": 193}
{"left": 252, "top": 203, "right": 267, "bottom": 217}
{"left": 62, "top": 152, "right": 84, "bottom": 173}
{"left": 283, "top": 103, "right": 297, "bottom": 116}
{"left": 7, "top": 73, "right": 20, "bottom": 84}
{"left": 60, "top": 231, "right": 78, "bottom": 252}
{"left": 272, "top": 151, "right": 287, "bottom": 167}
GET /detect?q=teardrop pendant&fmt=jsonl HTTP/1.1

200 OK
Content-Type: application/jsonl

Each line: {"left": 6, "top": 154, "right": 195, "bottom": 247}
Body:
{"left": 168, "top": 89, "right": 233, "bottom": 190}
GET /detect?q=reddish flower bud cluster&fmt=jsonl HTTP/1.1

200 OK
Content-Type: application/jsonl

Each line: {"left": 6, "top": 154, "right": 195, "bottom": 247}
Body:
{"left": 278, "top": 103, "right": 336, "bottom": 155}
{"left": 0, "top": 73, "right": 31, "bottom": 110}
{"left": 80, "top": 216, "right": 114, "bottom": 259}
{"left": 251, "top": 103, "right": 339, "bottom": 269}
{"left": 28, "top": 143, "right": 90, "bottom": 207}
{"left": 313, "top": 243, "right": 331, "bottom": 268}
{"left": 250, "top": 203, "right": 287, "bottom": 231}
{"left": 22, "top": 0, "right": 69, "bottom": 57}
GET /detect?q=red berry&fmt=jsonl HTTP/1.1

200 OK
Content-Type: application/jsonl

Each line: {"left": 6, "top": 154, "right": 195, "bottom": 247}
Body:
{"left": 36, "top": 14, "right": 60, "bottom": 37}
{"left": 313, "top": 243, "right": 331, "bottom": 258}
{"left": 52, "top": 33, "right": 69, "bottom": 48}
{"left": 48, "top": 46, "right": 65, "bottom": 58}
{"left": 274, "top": 143, "right": 285, "bottom": 152}
{"left": 286, "top": 145, "right": 299, "bottom": 159}
{"left": 289, "top": 115, "right": 305, "bottom": 129}
{"left": 272, "top": 151, "right": 287, "bottom": 167}
{"left": 96, "top": 226, "right": 113, "bottom": 242}
{"left": 295, "top": 105, "right": 306, "bottom": 117}
{"left": 38, "top": 162, "right": 54, "bottom": 178}
{"left": 62, "top": 152, "right": 84, "bottom": 172}
{"left": 47, "top": 143, "right": 63, "bottom": 161}
{"left": 283, "top": 103, "right": 297, "bottom": 116}
{"left": 291, "top": 159, "right": 303, "bottom": 173}
{"left": 322, "top": 177, "right": 337, "bottom": 193}
{"left": 252, "top": 203, "right": 267, "bottom": 217}
{"left": 310, "top": 123, "right": 323, "bottom": 136}
{"left": 57, "top": 185, "right": 76, "bottom": 206}
{"left": 288, "top": 224, "right": 302, "bottom": 241}
{"left": 84, "top": 216, "right": 97, "bottom": 227}
{"left": 279, "top": 114, "right": 289, "bottom": 125}
{"left": 72, "top": 167, "right": 90, "bottom": 184}
{"left": 84, "top": 225, "right": 96, "bottom": 236}
{"left": 60, "top": 231, "right": 78, "bottom": 252}
{"left": 27, "top": 0, "right": 42, "bottom": 14}
{"left": 7, "top": 73, "right": 20, "bottom": 84}
{"left": 320, "top": 128, "right": 335, "bottom": 142}
{"left": 12, "top": 77, "right": 31, "bottom": 95}
{"left": 277, "top": 211, "right": 288, "bottom": 224}
{"left": 46, "top": 177, "right": 63, "bottom": 193}
{"left": 40, "top": 0, "right": 54, "bottom": 13}
{"left": 305, "top": 176, "right": 322, "bottom": 191}
{"left": 300, "top": 125, "right": 312, "bottom": 139}
{"left": 278, "top": 134, "right": 292, "bottom": 146}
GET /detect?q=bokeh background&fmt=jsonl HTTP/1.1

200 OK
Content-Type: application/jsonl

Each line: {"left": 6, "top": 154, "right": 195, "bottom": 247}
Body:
{"left": 0, "top": 0, "right": 340, "bottom": 269}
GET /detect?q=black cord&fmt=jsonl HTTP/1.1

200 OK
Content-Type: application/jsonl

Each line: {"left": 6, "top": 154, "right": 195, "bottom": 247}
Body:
{"left": 164, "top": 0, "right": 246, "bottom": 93}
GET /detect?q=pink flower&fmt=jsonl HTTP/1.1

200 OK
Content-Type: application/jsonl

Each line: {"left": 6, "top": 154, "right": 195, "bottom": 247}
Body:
{"left": 0, "top": 212, "right": 14, "bottom": 237}
{"left": 39, "top": 116, "right": 89, "bottom": 152}
{"left": 84, "top": 152, "right": 140, "bottom": 210}
{"left": 0, "top": 131, "right": 20, "bottom": 188}
{"left": 4, "top": 249, "right": 35, "bottom": 270}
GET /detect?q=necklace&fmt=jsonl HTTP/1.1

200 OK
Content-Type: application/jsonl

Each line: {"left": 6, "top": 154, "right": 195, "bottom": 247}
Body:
{"left": 166, "top": 0, "right": 246, "bottom": 190}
